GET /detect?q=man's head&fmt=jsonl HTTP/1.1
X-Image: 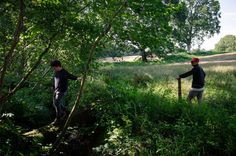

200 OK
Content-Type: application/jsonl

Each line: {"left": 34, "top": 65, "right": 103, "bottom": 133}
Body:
{"left": 50, "top": 60, "right": 62, "bottom": 71}
{"left": 191, "top": 57, "right": 199, "bottom": 66}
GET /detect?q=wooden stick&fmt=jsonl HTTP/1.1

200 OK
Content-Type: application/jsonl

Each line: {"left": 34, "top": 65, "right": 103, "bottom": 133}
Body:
{"left": 178, "top": 78, "right": 182, "bottom": 100}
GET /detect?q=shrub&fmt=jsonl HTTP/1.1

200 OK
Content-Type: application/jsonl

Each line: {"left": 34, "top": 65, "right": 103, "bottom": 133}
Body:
{"left": 215, "top": 35, "right": 236, "bottom": 52}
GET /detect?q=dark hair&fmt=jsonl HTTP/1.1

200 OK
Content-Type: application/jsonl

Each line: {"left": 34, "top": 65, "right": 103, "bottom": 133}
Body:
{"left": 50, "top": 60, "right": 61, "bottom": 67}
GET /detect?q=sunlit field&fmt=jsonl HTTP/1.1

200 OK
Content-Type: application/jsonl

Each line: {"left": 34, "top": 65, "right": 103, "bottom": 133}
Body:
{"left": 2, "top": 59, "right": 236, "bottom": 155}
{"left": 101, "top": 61, "right": 236, "bottom": 103}
{"left": 83, "top": 61, "right": 236, "bottom": 155}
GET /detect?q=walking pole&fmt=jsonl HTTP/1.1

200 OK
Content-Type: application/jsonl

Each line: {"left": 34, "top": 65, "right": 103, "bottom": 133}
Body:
{"left": 178, "top": 78, "right": 182, "bottom": 101}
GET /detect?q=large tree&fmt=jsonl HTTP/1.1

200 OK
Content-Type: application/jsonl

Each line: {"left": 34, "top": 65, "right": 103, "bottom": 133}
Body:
{"left": 108, "top": 0, "right": 181, "bottom": 62}
{"left": 172, "top": 0, "right": 221, "bottom": 51}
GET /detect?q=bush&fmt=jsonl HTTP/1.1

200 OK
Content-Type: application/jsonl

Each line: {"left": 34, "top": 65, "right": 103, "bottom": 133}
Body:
{"left": 0, "top": 114, "right": 40, "bottom": 155}
{"left": 78, "top": 78, "right": 236, "bottom": 155}
{"left": 215, "top": 35, "right": 236, "bottom": 52}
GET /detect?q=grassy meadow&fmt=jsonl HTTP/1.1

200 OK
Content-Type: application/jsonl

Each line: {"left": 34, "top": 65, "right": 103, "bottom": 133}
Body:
{"left": 84, "top": 59, "right": 236, "bottom": 155}
{"left": 1, "top": 53, "right": 236, "bottom": 155}
{"left": 101, "top": 61, "right": 236, "bottom": 103}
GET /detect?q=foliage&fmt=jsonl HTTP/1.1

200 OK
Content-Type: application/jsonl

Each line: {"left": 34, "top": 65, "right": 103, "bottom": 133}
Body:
{"left": 172, "top": 0, "right": 221, "bottom": 51}
{"left": 89, "top": 61, "right": 236, "bottom": 155}
{"left": 0, "top": 114, "right": 40, "bottom": 155}
{"left": 1, "top": 59, "right": 236, "bottom": 155}
{"left": 97, "top": 0, "right": 182, "bottom": 62}
{"left": 1, "top": 0, "right": 235, "bottom": 155}
{"left": 215, "top": 35, "right": 236, "bottom": 52}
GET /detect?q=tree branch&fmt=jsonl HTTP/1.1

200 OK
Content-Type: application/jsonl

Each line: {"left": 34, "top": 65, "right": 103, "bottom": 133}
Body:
{"left": 0, "top": 34, "right": 57, "bottom": 113}
{"left": 0, "top": 0, "right": 25, "bottom": 97}
{"left": 31, "top": 67, "right": 51, "bottom": 91}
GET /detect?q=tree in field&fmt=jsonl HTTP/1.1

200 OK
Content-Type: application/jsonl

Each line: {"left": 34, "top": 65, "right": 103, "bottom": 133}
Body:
{"left": 109, "top": 1, "right": 181, "bottom": 62}
{"left": 172, "top": 0, "right": 221, "bottom": 51}
{"left": 48, "top": 1, "right": 181, "bottom": 152}
{"left": 215, "top": 35, "right": 236, "bottom": 52}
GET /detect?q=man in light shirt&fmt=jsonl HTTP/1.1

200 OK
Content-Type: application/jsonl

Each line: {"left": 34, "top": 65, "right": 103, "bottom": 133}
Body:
{"left": 177, "top": 58, "right": 206, "bottom": 104}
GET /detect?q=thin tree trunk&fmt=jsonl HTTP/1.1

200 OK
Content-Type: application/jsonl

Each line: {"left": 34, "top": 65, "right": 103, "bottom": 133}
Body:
{"left": 187, "top": 44, "right": 191, "bottom": 52}
{"left": 186, "top": 25, "right": 193, "bottom": 52}
{"left": 31, "top": 67, "right": 51, "bottom": 91}
{"left": 141, "top": 50, "right": 148, "bottom": 62}
{"left": 186, "top": 34, "right": 192, "bottom": 52}
{"left": 0, "top": 0, "right": 25, "bottom": 98}
{"left": 48, "top": 1, "right": 127, "bottom": 154}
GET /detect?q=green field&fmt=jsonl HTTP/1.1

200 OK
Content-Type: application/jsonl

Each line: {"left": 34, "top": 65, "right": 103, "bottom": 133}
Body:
{"left": 101, "top": 60, "right": 236, "bottom": 101}
{"left": 1, "top": 1, "right": 232, "bottom": 154}
{"left": 82, "top": 57, "right": 236, "bottom": 155}
{"left": 1, "top": 53, "right": 236, "bottom": 155}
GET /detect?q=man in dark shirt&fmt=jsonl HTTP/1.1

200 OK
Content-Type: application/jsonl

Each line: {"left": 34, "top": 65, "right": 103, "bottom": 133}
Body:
{"left": 50, "top": 60, "right": 79, "bottom": 122}
{"left": 177, "top": 58, "right": 206, "bottom": 104}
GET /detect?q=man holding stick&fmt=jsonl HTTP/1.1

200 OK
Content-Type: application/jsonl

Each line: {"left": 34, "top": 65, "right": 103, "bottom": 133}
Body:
{"left": 177, "top": 58, "right": 206, "bottom": 104}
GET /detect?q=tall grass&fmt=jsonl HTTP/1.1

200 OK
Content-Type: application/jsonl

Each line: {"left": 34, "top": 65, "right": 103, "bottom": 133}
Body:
{"left": 2, "top": 61, "right": 235, "bottom": 155}
{"left": 87, "top": 61, "right": 236, "bottom": 155}
{"left": 101, "top": 61, "right": 236, "bottom": 100}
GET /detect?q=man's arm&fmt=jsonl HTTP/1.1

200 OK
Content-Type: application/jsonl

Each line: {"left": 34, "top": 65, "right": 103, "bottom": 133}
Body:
{"left": 203, "top": 70, "right": 206, "bottom": 78}
{"left": 65, "top": 70, "right": 78, "bottom": 80}
{"left": 179, "top": 69, "right": 193, "bottom": 78}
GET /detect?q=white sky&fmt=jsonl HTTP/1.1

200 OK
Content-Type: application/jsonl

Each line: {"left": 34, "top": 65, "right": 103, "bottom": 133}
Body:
{"left": 201, "top": 0, "right": 236, "bottom": 50}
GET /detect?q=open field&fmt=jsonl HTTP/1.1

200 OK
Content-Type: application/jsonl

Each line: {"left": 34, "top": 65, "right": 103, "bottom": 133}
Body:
{"left": 101, "top": 60, "right": 236, "bottom": 102}
{"left": 90, "top": 58, "right": 236, "bottom": 155}
{"left": 100, "top": 52, "right": 236, "bottom": 101}
{"left": 2, "top": 52, "right": 236, "bottom": 155}
{"left": 99, "top": 52, "right": 236, "bottom": 63}
{"left": 199, "top": 52, "right": 236, "bottom": 61}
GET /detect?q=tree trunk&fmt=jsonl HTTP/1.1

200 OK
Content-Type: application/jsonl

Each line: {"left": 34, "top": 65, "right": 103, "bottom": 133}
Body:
{"left": 0, "top": 0, "right": 25, "bottom": 98}
{"left": 186, "top": 25, "right": 193, "bottom": 52}
{"left": 141, "top": 50, "right": 148, "bottom": 62}
{"left": 187, "top": 44, "right": 191, "bottom": 52}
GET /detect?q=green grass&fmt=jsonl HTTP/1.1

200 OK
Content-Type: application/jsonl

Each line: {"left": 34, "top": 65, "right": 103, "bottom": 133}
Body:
{"left": 100, "top": 61, "right": 236, "bottom": 105}
{"left": 2, "top": 54, "right": 236, "bottom": 155}
{"left": 89, "top": 61, "right": 236, "bottom": 155}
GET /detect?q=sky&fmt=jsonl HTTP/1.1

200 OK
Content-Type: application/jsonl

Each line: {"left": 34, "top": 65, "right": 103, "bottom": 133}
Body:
{"left": 201, "top": 0, "right": 236, "bottom": 50}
